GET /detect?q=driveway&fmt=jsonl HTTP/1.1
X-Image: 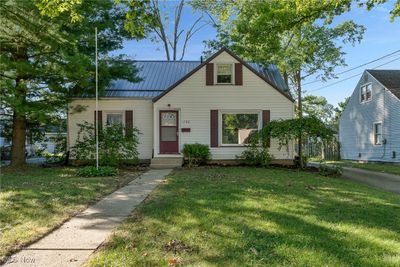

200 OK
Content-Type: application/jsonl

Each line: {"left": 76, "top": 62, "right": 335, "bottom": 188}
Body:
{"left": 308, "top": 162, "right": 400, "bottom": 194}
{"left": 341, "top": 167, "right": 400, "bottom": 194}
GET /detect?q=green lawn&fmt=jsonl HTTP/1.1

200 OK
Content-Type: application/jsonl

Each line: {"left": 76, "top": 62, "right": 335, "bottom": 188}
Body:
{"left": 0, "top": 166, "right": 140, "bottom": 261}
{"left": 325, "top": 160, "right": 400, "bottom": 176}
{"left": 88, "top": 167, "right": 400, "bottom": 267}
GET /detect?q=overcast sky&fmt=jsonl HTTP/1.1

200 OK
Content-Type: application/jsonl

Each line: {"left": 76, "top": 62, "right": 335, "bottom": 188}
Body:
{"left": 111, "top": 1, "right": 400, "bottom": 107}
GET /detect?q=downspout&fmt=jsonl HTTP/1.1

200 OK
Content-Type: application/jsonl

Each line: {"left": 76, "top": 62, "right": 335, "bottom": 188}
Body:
{"left": 381, "top": 87, "right": 387, "bottom": 159}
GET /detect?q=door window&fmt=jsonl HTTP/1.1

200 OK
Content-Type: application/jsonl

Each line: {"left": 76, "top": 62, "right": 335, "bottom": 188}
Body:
{"left": 160, "top": 112, "right": 177, "bottom": 142}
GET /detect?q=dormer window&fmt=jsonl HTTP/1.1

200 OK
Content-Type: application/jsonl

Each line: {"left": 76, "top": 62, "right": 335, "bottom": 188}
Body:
{"left": 216, "top": 64, "right": 233, "bottom": 84}
{"left": 360, "top": 83, "right": 372, "bottom": 102}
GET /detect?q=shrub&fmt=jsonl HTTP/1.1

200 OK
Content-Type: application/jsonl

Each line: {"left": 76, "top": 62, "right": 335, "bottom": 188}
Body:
{"left": 319, "top": 164, "right": 343, "bottom": 177}
{"left": 182, "top": 143, "right": 211, "bottom": 167}
{"left": 237, "top": 143, "right": 273, "bottom": 167}
{"left": 71, "top": 122, "right": 140, "bottom": 167}
{"left": 76, "top": 166, "right": 118, "bottom": 177}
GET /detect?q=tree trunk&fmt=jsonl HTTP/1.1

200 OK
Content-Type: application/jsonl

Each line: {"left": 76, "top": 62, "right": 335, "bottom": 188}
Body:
{"left": 296, "top": 70, "right": 304, "bottom": 169}
{"left": 11, "top": 50, "right": 28, "bottom": 167}
{"left": 11, "top": 109, "right": 27, "bottom": 166}
{"left": 283, "top": 71, "right": 289, "bottom": 87}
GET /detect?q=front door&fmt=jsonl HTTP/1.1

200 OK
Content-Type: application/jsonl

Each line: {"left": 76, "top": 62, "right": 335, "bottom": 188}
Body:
{"left": 159, "top": 111, "right": 179, "bottom": 154}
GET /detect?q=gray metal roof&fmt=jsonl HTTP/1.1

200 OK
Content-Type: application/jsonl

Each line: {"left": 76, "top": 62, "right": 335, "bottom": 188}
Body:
{"left": 247, "top": 62, "right": 290, "bottom": 93}
{"left": 105, "top": 60, "right": 290, "bottom": 98}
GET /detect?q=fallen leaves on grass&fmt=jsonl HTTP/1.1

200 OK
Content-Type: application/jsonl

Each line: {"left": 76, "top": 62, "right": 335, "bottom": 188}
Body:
{"left": 168, "top": 257, "right": 182, "bottom": 266}
{"left": 164, "top": 239, "right": 197, "bottom": 254}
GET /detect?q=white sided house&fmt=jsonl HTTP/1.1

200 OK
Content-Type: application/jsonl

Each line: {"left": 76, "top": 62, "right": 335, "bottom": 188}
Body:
{"left": 68, "top": 48, "right": 296, "bottom": 167}
{"left": 339, "top": 70, "right": 400, "bottom": 163}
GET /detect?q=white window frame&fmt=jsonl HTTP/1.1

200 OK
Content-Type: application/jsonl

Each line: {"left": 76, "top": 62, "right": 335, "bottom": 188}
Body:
{"left": 373, "top": 121, "right": 383, "bottom": 146}
{"left": 215, "top": 63, "right": 234, "bottom": 85}
{"left": 360, "top": 83, "right": 372, "bottom": 103}
{"left": 219, "top": 110, "right": 261, "bottom": 146}
{"left": 104, "top": 111, "right": 124, "bottom": 127}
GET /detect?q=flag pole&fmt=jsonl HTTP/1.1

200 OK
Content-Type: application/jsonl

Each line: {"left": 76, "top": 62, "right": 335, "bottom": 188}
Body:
{"left": 95, "top": 27, "right": 99, "bottom": 170}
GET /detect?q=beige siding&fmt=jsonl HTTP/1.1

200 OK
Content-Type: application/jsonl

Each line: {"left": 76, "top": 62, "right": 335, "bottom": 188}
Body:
{"left": 68, "top": 99, "right": 153, "bottom": 159}
{"left": 154, "top": 51, "right": 295, "bottom": 160}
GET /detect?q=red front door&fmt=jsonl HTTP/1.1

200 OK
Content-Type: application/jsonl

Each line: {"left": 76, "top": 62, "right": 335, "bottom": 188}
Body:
{"left": 159, "top": 111, "right": 179, "bottom": 154}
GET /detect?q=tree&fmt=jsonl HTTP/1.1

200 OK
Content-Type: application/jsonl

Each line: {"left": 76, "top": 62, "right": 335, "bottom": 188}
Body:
{"left": 149, "top": 0, "right": 207, "bottom": 61}
{"left": 253, "top": 116, "right": 335, "bottom": 167}
{"left": 35, "top": 0, "right": 157, "bottom": 38}
{"left": 333, "top": 97, "right": 350, "bottom": 129}
{"left": 0, "top": 0, "right": 153, "bottom": 166}
{"left": 302, "top": 95, "right": 334, "bottom": 124}
{"left": 360, "top": 0, "right": 400, "bottom": 21}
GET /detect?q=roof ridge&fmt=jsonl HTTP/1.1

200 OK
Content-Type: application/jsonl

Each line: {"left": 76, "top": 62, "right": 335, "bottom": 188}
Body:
{"left": 115, "top": 60, "right": 201, "bottom": 63}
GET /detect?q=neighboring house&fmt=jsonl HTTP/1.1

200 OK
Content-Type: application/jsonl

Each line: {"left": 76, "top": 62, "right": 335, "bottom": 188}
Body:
{"left": 339, "top": 70, "right": 400, "bottom": 163}
{"left": 67, "top": 48, "right": 296, "bottom": 167}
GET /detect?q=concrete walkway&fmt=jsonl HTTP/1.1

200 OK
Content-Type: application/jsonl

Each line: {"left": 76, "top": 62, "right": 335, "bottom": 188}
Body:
{"left": 3, "top": 169, "right": 172, "bottom": 267}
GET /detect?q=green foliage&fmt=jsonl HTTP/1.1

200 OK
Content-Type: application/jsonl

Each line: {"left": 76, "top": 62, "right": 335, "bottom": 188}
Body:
{"left": 76, "top": 166, "right": 118, "bottom": 177}
{"left": 50, "top": 133, "right": 67, "bottom": 155}
{"left": 71, "top": 122, "right": 140, "bottom": 167}
{"left": 182, "top": 143, "right": 211, "bottom": 167}
{"left": 36, "top": 0, "right": 156, "bottom": 36}
{"left": 35, "top": 0, "right": 83, "bottom": 22}
{"left": 359, "top": 0, "right": 400, "bottom": 21}
{"left": 303, "top": 95, "right": 334, "bottom": 124}
{"left": 333, "top": 97, "right": 350, "bottom": 130}
{"left": 118, "top": 0, "right": 157, "bottom": 38}
{"left": 41, "top": 133, "right": 68, "bottom": 164}
{"left": 237, "top": 142, "right": 273, "bottom": 167}
{"left": 258, "top": 117, "right": 334, "bottom": 152}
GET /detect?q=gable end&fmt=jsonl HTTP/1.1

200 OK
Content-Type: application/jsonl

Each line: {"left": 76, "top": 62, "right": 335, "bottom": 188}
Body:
{"left": 152, "top": 48, "right": 294, "bottom": 103}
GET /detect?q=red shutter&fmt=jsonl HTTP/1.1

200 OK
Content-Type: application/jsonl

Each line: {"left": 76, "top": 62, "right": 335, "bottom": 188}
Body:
{"left": 262, "top": 110, "right": 270, "bottom": 147}
{"left": 206, "top": 63, "right": 214, "bottom": 85}
{"left": 125, "top": 110, "right": 133, "bottom": 137}
{"left": 235, "top": 63, "right": 243, "bottom": 85}
{"left": 210, "top": 110, "right": 219, "bottom": 147}
{"left": 94, "top": 110, "right": 102, "bottom": 135}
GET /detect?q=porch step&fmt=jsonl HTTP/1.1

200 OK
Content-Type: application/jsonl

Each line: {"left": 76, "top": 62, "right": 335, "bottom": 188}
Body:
{"left": 150, "top": 157, "right": 183, "bottom": 169}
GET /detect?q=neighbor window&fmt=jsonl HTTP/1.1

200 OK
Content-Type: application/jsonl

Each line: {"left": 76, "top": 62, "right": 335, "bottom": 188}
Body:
{"left": 221, "top": 113, "right": 259, "bottom": 145}
{"left": 360, "top": 84, "right": 372, "bottom": 102}
{"left": 106, "top": 112, "right": 123, "bottom": 126}
{"left": 374, "top": 122, "right": 382, "bottom": 145}
{"left": 216, "top": 64, "right": 233, "bottom": 84}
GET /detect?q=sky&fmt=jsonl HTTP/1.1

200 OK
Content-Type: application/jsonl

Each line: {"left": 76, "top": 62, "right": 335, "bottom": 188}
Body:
{"left": 111, "top": 1, "right": 400, "bottom": 107}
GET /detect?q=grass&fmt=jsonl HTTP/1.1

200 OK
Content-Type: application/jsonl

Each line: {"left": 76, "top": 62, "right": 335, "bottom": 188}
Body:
{"left": 0, "top": 166, "right": 140, "bottom": 261}
{"left": 324, "top": 160, "right": 400, "bottom": 176}
{"left": 88, "top": 167, "right": 400, "bottom": 267}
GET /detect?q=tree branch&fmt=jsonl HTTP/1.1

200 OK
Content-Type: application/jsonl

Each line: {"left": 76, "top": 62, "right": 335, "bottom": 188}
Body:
{"left": 180, "top": 15, "right": 205, "bottom": 60}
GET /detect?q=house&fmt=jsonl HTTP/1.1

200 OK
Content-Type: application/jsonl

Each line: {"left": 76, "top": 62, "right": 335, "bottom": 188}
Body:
{"left": 67, "top": 48, "right": 296, "bottom": 167}
{"left": 339, "top": 70, "right": 400, "bottom": 163}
